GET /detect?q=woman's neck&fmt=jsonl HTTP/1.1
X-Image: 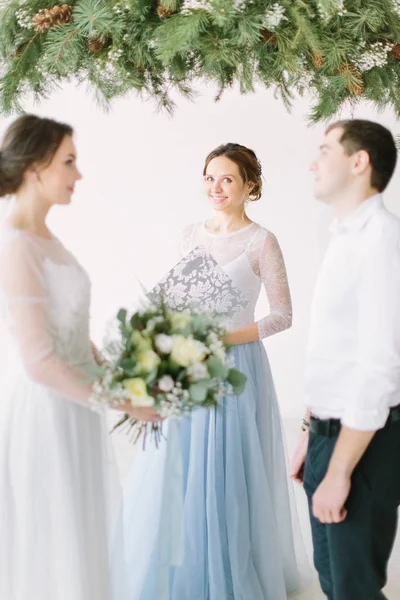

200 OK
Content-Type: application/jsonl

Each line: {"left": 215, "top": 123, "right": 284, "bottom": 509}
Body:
{"left": 207, "top": 211, "right": 252, "bottom": 235}
{"left": 8, "top": 190, "right": 51, "bottom": 237}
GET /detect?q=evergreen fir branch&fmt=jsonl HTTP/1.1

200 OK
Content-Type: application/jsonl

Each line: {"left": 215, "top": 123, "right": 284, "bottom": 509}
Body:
{"left": 0, "top": 71, "right": 26, "bottom": 114}
{"left": 1, "top": 0, "right": 400, "bottom": 120}
{"left": 0, "top": 1, "right": 22, "bottom": 57}
{"left": 0, "top": 33, "right": 43, "bottom": 112}
{"left": 344, "top": 8, "right": 387, "bottom": 37}
{"left": 174, "top": 80, "right": 197, "bottom": 101}
{"left": 235, "top": 14, "right": 264, "bottom": 46}
{"left": 73, "top": 0, "right": 122, "bottom": 37}
{"left": 155, "top": 11, "right": 210, "bottom": 62}
{"left": 199, "top": 33, "right": 245, "bottom": 70}
{"left": 42, "top": 24, "right": 84, "bottom": 75}
{"left": 167, "top": 53, "right": 196, "bottom": 79}
{"left": 158, "top": 0, "right": 180, "bottom": 11}
{"left": 287, "top": 4, "right": 323, "bottom": 54}
{"left": 238, "top": 55, "right": 257, "bottom": 94}
{"left": 308, "top": 92, "right": 347, "bottom": 124}
{"left": 316, "top": 33, "right": 351, "bottom": 72}
{"left": 12, "top": 33, "right": 42, "bottom": 75}
{"left": 273, "top": 80, "right": 293, "bottom": 112}
{"left": 208, "top": 0, "right": 246, "bottom": 28}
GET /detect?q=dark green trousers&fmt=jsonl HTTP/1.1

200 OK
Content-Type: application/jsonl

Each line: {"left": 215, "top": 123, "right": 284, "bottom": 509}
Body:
{"left": 303, "top": 420, "right": 400, "bottom": 600}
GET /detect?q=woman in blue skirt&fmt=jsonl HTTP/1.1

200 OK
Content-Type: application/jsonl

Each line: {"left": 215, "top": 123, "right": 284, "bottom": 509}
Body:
{"left": 122, "top": 143, "right": 309, "bottom": 600}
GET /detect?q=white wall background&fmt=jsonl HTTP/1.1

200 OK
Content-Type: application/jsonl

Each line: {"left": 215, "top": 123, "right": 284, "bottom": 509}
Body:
{"left": 1, "top": 83, "right": 399, "bottom": 418}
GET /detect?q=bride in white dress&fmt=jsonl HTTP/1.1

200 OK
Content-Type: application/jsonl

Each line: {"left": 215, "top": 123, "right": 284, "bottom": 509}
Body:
{"left": 0, "top": 115, "right": 159, "bottom": 600}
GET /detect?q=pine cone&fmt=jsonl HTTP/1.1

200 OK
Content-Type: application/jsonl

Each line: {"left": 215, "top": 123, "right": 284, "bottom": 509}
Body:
{"left": 312, "top": 54, "right": 325, "bottom": 69}
{"left": 260, "top": 28, "right": 278, "bottom": 45}
{"left": 88, "top": 38, "right": 108, "bottom": 53}
{"left": 157, "top": 4, "right": 175, "bottom": 18}
{"left": 32, "top": 4, "right": 73, "bottom": 33}
{"left": 338, "top": 64, "right": 364, "bottom": 96}
{"left": 390, "top": 44, "right": 400, "bottom": 61}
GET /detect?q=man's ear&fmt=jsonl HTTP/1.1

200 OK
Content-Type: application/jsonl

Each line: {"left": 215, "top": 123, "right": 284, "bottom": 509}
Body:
{"left": 351, "top": 149, "right": 371, "bottom": 177}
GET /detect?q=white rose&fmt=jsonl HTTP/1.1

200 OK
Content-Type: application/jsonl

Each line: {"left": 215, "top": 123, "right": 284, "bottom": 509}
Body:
{"left": 171, "top": 335, "right": 206, "bottom": 367}
{"left": 187, "top": 362, "right": 209, "bottom": 382}
{"left": 186, "top": 338, "right": 207, "bottom": 365}
{"left": 155, "top": 334, "right": 173, "bottom": 354}
{"left": 170, "top": 335, "right": 190, "bottom": 367}
{"left": 158, "top": 375, "right": 175, "bottom": 392}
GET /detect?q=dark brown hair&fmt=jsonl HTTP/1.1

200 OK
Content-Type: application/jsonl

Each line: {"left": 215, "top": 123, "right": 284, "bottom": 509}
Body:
{"left": 326, "top": 119, "right": 397, "bottom": 192}
{"left": 203, "top": 142, "right": 263, "bottom": 201}
{"left": 0, "top": 114, "right": 73, "bottom": 197}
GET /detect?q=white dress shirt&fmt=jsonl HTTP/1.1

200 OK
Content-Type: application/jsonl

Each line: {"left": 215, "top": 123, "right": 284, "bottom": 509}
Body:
{"left": 305, "top": 194, "right": 400, "bottom": 431}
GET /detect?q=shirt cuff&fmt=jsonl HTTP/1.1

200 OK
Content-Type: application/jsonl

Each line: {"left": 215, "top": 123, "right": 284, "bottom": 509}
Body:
{"left": 341, "top": 406, "right": 390, "bottom": 431}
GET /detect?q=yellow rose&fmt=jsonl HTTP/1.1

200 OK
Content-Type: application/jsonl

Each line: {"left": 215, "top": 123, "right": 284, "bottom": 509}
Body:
{"left": 170, "top": 312, "right": 192, "bottom": 332}
{"left": 136, "top": 349, "right": 160, "bottom": 373}
{"left": 131, "top": 330, "right": 152, "bottom": 352}
{"left": 123, "top": 378, "right": 154, "bottom": 407}
{"left": 171, "top": 335, "right": 206, "bottom": 367}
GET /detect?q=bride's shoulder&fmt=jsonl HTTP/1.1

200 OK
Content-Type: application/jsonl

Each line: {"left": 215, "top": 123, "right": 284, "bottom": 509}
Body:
{"left": 248, "top": 224, "right": 283, "bottom": 256}
{"left": 251, "top": 221, "right": 268, "bottom": 232}
{"left": 180, "top": 222, "right": 202, "bottom": 256}
{"left": 181, "top": 221, "right": 202, "bottom": 234}
{"left": 0, "top": 226, "right": 34, "bottom": 257}
{"left": 180, "top": 221, "right": 203, "bottom": 242}
{"left": 250, "top": 222, "right": 272, "bottom": 240}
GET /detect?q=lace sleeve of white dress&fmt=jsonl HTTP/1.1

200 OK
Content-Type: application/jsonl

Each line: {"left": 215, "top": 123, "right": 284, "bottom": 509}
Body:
{"left": 0, "top": 234, "right": 93, "bottom": 406}
{"left": 179, "top": 223, "right": 197, "bottom": 257}
{"left": 247, "top": 229, "right": 293, "bottom": 340}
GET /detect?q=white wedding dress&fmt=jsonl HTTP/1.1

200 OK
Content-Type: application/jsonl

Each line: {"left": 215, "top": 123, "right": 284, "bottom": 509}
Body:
{"left": 0, "top": 224, "right": 125, "bottom": 600}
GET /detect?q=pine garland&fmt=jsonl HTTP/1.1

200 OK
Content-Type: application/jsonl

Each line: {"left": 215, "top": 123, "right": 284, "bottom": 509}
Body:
{"left": 0, "top": 0, "right": 400, "bottom": 121}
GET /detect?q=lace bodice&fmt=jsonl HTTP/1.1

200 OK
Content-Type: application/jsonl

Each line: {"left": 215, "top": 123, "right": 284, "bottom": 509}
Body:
{"left": 180, "top": 222, "right": 292, "bottom": 339}
{"left": 0, "top": 225, "right": 97, "bottom": 405}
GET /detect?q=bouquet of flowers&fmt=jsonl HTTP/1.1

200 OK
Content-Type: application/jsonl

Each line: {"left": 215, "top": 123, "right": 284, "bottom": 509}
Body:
{"left": 94, "top": 299, "right": 247, "bottom": 446}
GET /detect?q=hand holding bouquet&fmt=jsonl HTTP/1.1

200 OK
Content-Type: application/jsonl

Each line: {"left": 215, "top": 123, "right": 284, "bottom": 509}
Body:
{"left": 93, "top": 300, "right": 247, "bottom": 446}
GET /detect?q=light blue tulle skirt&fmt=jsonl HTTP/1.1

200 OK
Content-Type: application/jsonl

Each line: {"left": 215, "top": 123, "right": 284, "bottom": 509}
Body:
{"left": 121, "top": 341, "right": 309, "bottom": 600}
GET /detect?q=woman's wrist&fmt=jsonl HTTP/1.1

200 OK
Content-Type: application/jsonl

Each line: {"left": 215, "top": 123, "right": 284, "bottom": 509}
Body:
{"left": 223, "top": 324, "right": 260, "bottom": 347}
{"left": 301, "top": 417, "right": 310, "bottom": 434}
{"left": 222, "top": 332, "right": 237, "bottom": 346}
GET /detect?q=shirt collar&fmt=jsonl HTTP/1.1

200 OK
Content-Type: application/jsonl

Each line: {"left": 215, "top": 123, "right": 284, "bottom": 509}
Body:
{"left": 329, "top": 194, "right": 383, "bottom": 235}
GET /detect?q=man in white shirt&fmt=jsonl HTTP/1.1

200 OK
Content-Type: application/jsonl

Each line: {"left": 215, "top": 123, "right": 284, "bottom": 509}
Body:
{"left": 291, "top": 119, "right": 400, "bottom": 600}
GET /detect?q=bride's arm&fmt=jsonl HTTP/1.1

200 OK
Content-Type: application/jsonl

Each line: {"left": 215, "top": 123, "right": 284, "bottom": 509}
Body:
{"left": 91, "top": 341, "right": 107, "bottom": 367}
{"left": 223, "top": 231, "right": 292, "bottom": 346}
{"left": 0, "top": 237, "right": 158, "bottom": 420}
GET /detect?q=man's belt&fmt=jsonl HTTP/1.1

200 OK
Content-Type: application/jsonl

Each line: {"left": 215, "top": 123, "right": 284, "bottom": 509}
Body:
{"left": 310, "top": 404, "right": 400, "bottom": 437}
